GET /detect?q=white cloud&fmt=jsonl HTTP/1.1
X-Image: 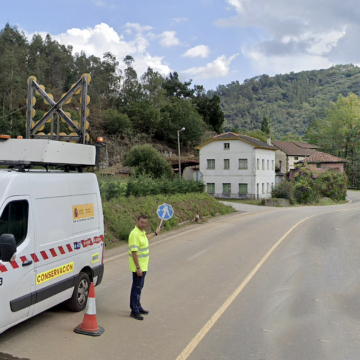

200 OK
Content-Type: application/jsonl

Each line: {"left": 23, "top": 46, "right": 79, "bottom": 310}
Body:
{"left": 92, "top": 0, "right": 106, "bottom": 6}
{"left": 182, "top": 45, "right": 210, "bottom": 58}
{"left": 226, "top": 0, "right": 244, "bottom": 12}
{"left": 183, "top": 54, "right": 239, "bottom": 80}
{"left": 172, "top": 17, "right": 189, "bottom": 25}
{"left": 218, "top": 0, "right": 359, "bottom": 75}
{"left": 159, "top": 31, "right": 181, "bottom": 47}
{"left": 26, "top": 23, "right": 171, "bottom": 77}
{"left": 124, "top": 23, "right": 153, "bottom": 32}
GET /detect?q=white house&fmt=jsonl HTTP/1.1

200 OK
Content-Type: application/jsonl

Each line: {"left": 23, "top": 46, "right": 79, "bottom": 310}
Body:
{"left": 196, "top": 132, "right": 277, "bottom": 199}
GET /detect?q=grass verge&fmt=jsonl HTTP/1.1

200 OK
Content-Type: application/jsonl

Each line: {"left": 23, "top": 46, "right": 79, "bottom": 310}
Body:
{"left": 103, "top": 193, "right": 235, "bottom": 246}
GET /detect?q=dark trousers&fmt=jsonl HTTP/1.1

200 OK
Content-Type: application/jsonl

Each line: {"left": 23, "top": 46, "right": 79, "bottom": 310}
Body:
{"left": 130, "top": 271, "right": 146, "bottom": 314}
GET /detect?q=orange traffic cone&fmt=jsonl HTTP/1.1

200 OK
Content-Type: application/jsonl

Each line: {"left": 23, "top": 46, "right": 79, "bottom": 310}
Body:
{"left": 195, "top": 211, "right": 200, "bottom": 223}
{"left": 74, "top": 282, "right": 104, "bottom": 337}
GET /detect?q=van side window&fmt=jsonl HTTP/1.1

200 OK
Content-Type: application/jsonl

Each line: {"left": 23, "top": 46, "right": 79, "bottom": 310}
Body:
{"left": 0, "top": 200, "right": 29, "bottom": 247}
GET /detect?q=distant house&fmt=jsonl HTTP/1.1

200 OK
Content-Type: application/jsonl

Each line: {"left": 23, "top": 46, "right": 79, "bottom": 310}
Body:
{"left": 272, "top": 141, "right": 319, "bottom": 173}
{"left": 298, "top": 152, "right": 348, "bottom": 174}
{"left": 196, "top": 132, "right": 276, "bottom": 199}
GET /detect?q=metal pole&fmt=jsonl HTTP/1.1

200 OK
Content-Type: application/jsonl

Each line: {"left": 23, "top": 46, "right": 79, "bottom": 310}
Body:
{"left": 26, "top": 79, "right": 34, "bottom": 139}
{"left": 178, "top": 130, "right": 181, "bottom": 179}
{"left": 80, "top": 75, "right": 89, "bottom": 144}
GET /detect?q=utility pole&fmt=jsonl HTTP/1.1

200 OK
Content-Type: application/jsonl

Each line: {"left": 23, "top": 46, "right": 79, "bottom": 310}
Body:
{"left": 177, "top": 127, "right": 186, "bottom": 179}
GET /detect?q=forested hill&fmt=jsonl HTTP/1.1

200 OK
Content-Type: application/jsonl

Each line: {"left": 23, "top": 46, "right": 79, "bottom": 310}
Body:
{"left": 212, "top": 65, "right": 360, "bottom": 139}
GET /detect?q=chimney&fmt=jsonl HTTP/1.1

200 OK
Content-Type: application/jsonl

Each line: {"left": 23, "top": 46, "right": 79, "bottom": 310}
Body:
{"left": 267, "top": 137, "right": 272, "bottom": 146}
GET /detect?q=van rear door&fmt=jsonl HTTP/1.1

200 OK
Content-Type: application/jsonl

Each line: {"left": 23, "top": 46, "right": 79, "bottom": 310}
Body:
{"left": 0, "top": 196, "right": 35, "bottom": 330}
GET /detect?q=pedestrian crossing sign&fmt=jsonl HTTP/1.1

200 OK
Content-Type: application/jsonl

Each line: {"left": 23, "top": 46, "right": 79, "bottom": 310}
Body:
{"left": 157, "top": 203, "right": 174, "bottom": 221}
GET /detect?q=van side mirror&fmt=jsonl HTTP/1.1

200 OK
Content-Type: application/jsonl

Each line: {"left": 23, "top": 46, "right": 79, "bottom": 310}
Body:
{"left": 0, "top": 234, "right": 16, "bottom": 262}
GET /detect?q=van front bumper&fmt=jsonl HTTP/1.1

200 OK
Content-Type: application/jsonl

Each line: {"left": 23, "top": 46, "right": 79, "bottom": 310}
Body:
{"left": 93, "top": 264, "right": 104, "bottom": 286}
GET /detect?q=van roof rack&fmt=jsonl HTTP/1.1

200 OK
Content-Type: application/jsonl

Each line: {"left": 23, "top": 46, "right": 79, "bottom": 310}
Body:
{"left": 0, "top": 139, "right": 96, "bottom": 169}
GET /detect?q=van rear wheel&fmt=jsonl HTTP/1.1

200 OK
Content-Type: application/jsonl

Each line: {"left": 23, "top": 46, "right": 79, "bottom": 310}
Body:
{"left": 66, "top": 272, "right": 90, "bottom": 312}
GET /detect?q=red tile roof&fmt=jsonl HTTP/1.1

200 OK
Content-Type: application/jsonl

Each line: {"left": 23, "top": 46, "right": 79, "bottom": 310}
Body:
{"left": 272, "top": 140, "right": 319, "bottom": 156}
{"left": 300, "top": 152, "right": 348, "bottom": 163}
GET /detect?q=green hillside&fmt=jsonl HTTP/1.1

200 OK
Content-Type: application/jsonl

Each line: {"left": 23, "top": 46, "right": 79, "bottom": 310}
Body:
{"left": 212, "top": 65, "right": 360, "bottom": 139}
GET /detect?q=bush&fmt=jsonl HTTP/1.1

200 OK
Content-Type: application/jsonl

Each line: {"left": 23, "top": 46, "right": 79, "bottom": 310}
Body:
{"left": 123, "top": 144, "right": 173, "bottom": 179}
{"left": 99, "top": 179, "right": 127, "bottom": 200}
{"left": 316, "top": 170, "right": 348, "bottom": 201}
{"left": 271, "top": 180, "right": 295, "bottom": 204}
{"left": 272, "top": 167, "right": 348, "bottom": 204}
{"left": 126, "top": 176, "right": 205, "bottom": 197}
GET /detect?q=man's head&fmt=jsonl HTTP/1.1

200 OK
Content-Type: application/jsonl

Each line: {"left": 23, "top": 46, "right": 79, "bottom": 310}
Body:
{"left": 136, "top": 214, "right": 148, "bottom": 231}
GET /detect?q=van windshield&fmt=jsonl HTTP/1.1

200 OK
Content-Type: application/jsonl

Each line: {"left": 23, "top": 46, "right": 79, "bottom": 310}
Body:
{"left": 0, "top": 200, "right": 29, "bottom": 247}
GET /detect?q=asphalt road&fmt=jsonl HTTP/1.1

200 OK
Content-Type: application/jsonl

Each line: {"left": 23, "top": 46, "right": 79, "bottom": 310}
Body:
{"left": 1, "top": 192, "right": 360, "bottom": 360}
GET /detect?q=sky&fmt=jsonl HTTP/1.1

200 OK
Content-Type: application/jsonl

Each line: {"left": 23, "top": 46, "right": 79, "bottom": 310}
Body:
{"left": 0, "top": 0, "right": 359, "bottom": 90}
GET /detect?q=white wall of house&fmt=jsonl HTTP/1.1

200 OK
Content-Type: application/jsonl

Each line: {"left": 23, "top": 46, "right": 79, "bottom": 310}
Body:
{"left": 288, "top": 155, "right": 306, "bottom": 170}
{"left": 199, "top": 139, "right": 275, "bottom": 199}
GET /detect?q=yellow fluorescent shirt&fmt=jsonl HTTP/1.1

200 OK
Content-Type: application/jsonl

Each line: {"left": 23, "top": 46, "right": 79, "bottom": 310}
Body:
{"left": 128, "top": 226, "right": 150, "bottom": 272}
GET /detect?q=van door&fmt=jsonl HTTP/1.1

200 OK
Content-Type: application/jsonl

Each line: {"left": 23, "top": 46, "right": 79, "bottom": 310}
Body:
{"left": 0, "top": 197, "right": 35, "bottom": 331}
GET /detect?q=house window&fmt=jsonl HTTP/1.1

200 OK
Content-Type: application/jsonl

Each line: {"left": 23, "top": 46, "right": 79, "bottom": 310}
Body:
{"left": 262, "top": 159, "right": 265, "bottom": 170}
{"left": 224, "top": 159, "right": 230, "bottom": 169}
{"left": 267, "top": 160, "right": 269, "bottom": 170}
{"left": 207, "top": 159, "right": 215, "bottom": 169}
{"left": 317, "top": 163, "right": 321, "bottom": 168}
{"left": 272, "top": 160, "right": 274, "bottom": 170}
{"left": 222, "top": 183, "right": 231, "bottom": 194}
{"left": 224, "top": 143, "right": 230, "bottom": 150}
{"left": 262, "top": 183, "right": 265, "bottom": 194}
{"left": 294, "top": 157, "right": 299, "bottom": 160}
{"left": 0, "top": 200, "right": 29, "bottom": 247}
{"left": 207, "top": 183, "right": 215, "bottom": 194}
{"left": 239, "top": 183, "right": 248, "bottom": 195}
{"left": 257, "top": 159, "right": 260, "bottom": 170}
{"left": 267, "top": 183, "right": 269, "bottom": 193}
{"left": 239, "top": 159, "right": 248, "bottom": 169}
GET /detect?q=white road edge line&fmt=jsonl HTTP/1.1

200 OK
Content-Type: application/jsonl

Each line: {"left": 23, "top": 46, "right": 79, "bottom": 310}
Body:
{"left": 174, "top": 207, "right": 355, "bottom": 360}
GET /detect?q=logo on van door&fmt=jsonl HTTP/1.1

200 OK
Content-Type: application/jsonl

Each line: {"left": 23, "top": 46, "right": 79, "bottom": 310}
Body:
{"left": 72, "top": 203, "right": 95, "bottom": 223}
{"left": 74, "top": 242, "right": 82, "bottom": 250}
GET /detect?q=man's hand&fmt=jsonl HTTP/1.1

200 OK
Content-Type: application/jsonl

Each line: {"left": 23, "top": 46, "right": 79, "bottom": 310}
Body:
{"left": 137, "top": 268, "right": 143, "bottom": 277}
{"left": 156, "top": 227, "right": 161, "bottom": 235}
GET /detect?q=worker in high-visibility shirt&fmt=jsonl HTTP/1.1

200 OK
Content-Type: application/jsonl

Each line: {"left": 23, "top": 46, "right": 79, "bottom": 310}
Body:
{"left": 128, "top": 214, "right": 161, "bottom": 320}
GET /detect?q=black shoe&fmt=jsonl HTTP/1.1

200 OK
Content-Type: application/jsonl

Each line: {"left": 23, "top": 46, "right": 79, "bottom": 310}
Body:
{"left": 130, "top": 311, "right": 144, "bottom": 320}
{"left": 139, "top": 308, "right": 149, "bottom": 315}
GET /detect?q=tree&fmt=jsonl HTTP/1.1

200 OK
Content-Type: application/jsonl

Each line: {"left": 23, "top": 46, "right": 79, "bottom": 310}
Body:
{"left": 103, "top": 109, "right": 131, "bottom": 135}
{"left": 193, "top": 86, "right": 224, "bottom": 133}
{"left": 120, "top": 55, "right": 141, "bottom": 106}
{"left": 162, "top": 72, "right": 194, "bottom": 99}
{"left": 123, "top": 144, "right": 173, "bottom": 178}
{"left": 157, "top": 98, "right": 205, "bottom": 148}
{"left": 125, "top": 100, "right": 161, "bottom": 136}
{"left": 307, "top": 93, "right": 360, "bottom": 187}
{"left": 261, "top": 116, "right": 270, "bottom": 135}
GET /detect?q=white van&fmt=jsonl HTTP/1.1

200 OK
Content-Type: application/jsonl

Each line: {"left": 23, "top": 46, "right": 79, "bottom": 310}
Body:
{"left": 0, "top": 139, "right": 105, "bottom": 335}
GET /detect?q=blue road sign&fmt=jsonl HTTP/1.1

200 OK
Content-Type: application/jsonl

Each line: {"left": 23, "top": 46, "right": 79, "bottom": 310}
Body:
{"left": 157, "top": 203, "right": 174, "bottom": 221}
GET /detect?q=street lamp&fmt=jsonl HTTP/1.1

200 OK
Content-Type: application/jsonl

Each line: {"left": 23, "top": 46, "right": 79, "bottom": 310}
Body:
{"left": 177, "top": 127, "right": 186, "bottom": 179}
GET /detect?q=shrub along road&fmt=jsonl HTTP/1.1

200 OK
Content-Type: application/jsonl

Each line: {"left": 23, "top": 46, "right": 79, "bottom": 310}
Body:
{"left": 1, "top": 192, "right": 360, "bottom": 360}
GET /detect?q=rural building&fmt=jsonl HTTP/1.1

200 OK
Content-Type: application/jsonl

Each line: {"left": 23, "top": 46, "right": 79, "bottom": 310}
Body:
{"left": 196, "top": 132, "right": 276, "bottom": 199}
{"left": 298, "top": 152, "right": 348, "bottom": 174}
{"left": 272, "top": 141, "right": 319, "bottom": 173}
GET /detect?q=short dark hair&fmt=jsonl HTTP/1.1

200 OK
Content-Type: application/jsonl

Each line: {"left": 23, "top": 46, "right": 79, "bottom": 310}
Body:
{"left": 137, "top": 214, "right": 148, "bottom": 221}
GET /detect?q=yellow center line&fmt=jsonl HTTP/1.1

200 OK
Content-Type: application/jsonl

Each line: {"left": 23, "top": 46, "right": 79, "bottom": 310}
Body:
{"left": 175, "top": 207, "right": 355, "bottom": 360}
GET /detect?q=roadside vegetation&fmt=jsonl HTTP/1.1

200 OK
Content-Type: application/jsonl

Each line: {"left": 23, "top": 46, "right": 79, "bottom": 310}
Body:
{"left": 272, "top": 167, "right": 347, "bottom": 205}
{"left": 101, "top": 188, "right": 235, "bottom": 246}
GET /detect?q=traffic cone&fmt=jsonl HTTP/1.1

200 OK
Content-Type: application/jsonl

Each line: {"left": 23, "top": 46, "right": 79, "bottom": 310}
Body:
{"left": 74, "top": 282, "right": 104, "bottom": 337}
{"left": 195, "top": 211, "right": 200, "bottom": 223}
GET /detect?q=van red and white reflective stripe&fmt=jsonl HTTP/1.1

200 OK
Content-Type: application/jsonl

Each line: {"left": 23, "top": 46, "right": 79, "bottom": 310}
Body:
{"left": 0, "top": 234, "right": 104, "bottom": 273}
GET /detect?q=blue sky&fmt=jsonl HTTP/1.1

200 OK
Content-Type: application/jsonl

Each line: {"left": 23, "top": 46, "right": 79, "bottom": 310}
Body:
{"left": 1, "top": 0, "right": 358, "bottom": 89}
